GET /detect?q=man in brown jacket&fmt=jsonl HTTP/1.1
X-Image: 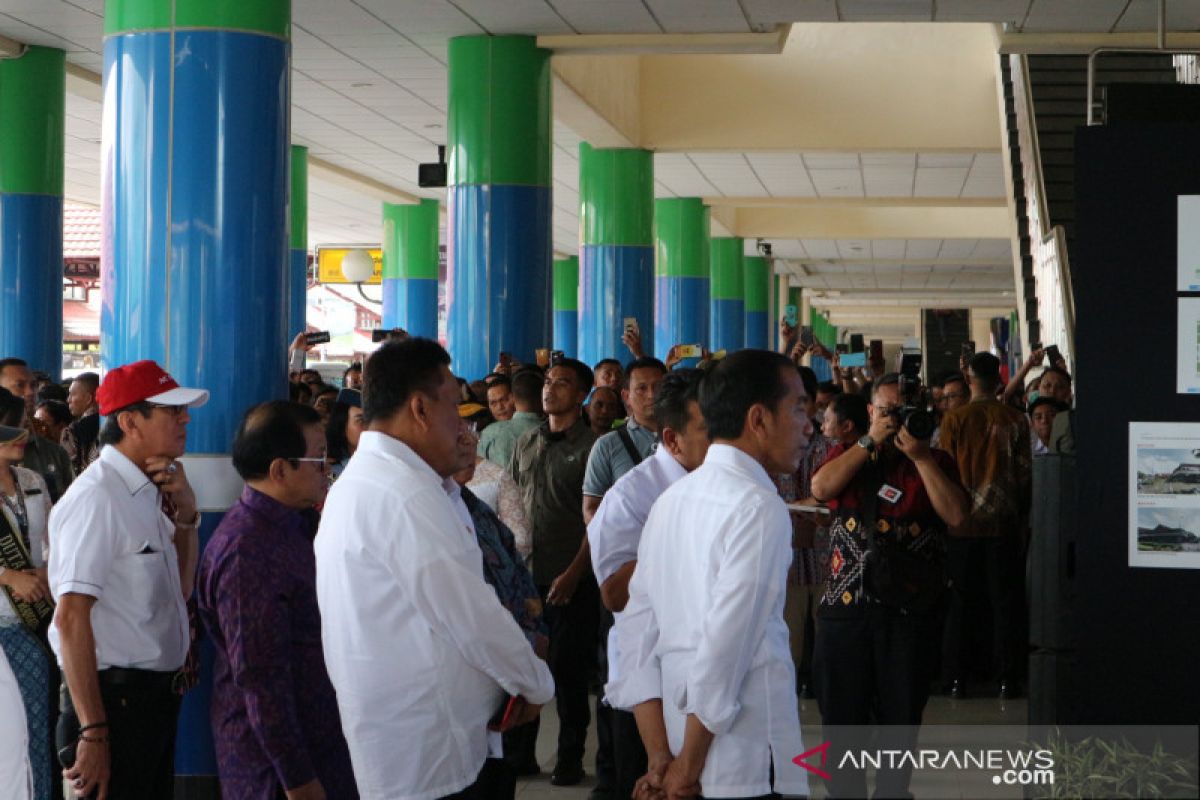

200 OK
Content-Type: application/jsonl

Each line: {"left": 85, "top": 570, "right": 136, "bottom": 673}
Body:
{"left": 938, "top": 351, "right": 1033, "bottom": 699}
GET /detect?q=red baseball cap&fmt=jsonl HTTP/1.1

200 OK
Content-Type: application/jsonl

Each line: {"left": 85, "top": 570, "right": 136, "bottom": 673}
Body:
{"left": 97, "top": 360, "right": 210, "bottom": 417}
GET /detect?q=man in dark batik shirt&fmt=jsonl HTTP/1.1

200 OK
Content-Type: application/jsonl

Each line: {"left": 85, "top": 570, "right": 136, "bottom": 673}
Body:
{"left": 198, "top": 402, "right": 357, "bottom": 800}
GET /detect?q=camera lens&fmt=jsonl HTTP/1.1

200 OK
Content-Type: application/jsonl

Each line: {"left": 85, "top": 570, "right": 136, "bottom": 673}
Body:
{"left": 904, "top": 408, "right": 936, "bottom": 441}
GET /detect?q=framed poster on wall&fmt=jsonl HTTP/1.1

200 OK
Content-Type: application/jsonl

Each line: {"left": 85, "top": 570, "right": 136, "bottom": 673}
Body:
{"left": 1129, "top": 422, "right": 1200, "bottom": 569}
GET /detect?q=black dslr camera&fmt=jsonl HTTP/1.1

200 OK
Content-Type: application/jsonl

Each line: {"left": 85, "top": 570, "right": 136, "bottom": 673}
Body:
{"left": 887, "top": 353, "right": 935, "bottom": 440}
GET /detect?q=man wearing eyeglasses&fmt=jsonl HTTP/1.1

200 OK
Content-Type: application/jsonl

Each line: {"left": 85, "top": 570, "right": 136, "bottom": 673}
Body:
{"left": 198, "top": 401, "right": 357, "bottom": 800}
{"left": 47, "top": 360, "right": 208, "bottom": 800}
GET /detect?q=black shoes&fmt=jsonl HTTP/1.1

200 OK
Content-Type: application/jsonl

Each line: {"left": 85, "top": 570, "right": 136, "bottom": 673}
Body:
{"left": 550, "top": 760, "right": 585, "bottom": 786}
{"left": 513, "top": 759, "right": 541, "bottom": 777}
{"left": 998, "top": 680, "right": 1023, "bottom": 700}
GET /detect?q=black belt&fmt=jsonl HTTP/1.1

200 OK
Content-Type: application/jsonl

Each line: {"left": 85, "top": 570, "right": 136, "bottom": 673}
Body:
{"left": 97, "top": 667, "right": 176, "bottom": 692}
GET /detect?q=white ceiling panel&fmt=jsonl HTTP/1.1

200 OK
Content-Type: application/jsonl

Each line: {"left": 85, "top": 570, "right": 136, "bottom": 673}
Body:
{"left": 837, "top": 0, "right": 934, "bottom": 22}
{"left": 913, "top": 166, "right": 969, "bottom": 197}
{"left": 743, "top": 0, "right": 839, "bottom": 26}
{"left": 745, "top": 153, "right": 817, "bottom": 197}
{"left": 645, "top": 0, "right": 752, "bottom": 33}
{"left": 809, "top": 168, "right": 864, "bottom": 197}
{"left": 1022, "top": 0, "right": 1130, "bottom": 33}
{"left": 934, "top": 0, "right": 1030, "bottom": 24}
{"left": 450, "top": 0, "right": 574, "bottom": 35}
{"left": 1114, "top": 0, "right": 1200, "bottom": 32}
{"left": 552, "top": 0, "right": 662, "bottom": 34}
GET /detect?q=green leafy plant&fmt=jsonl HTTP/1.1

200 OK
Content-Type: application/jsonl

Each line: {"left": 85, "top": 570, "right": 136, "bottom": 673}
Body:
{"left": 1030, "top": 731, "right": 1198, "bottom": 799}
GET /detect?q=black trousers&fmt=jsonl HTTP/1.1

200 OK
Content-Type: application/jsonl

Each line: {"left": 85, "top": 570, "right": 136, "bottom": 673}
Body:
{"left": 539, "top": 575, "right": 600, "bottom": 766}
{"left": 56, "top": 669, "right": 181, "bottom": 800}
{"left": 942, "top": 536, "right": 1024, "bottom": 683}
{"left": 440, "top": 758, "right": 515, "bottom": 800}
{"left": 814, "top": 607, "right": 938, "bottom": 800}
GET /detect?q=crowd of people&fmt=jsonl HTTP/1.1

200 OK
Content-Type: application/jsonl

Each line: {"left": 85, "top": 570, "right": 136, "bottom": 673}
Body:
{"left": 0, "top": 319, "right": 1072, "bottom": 800}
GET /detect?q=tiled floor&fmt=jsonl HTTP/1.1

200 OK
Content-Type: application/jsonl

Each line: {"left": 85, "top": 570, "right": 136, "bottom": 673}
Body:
{"left": 517, "top": 693, "right": 1029, "bottom": 799}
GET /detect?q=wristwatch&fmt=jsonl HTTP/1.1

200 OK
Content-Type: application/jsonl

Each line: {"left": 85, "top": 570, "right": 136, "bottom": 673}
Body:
{"left": 857, "top": 435, "right": 876, "bottom": 454}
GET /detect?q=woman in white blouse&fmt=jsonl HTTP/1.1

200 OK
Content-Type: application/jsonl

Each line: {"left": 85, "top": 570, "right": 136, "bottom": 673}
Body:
{"left": 0, "top": 423, "right": 54, "bottom": 800}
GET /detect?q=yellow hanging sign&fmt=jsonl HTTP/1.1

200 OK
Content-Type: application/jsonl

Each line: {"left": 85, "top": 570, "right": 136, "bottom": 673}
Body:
{"left": 316, "top": 247, "right": 383, "bottom": 285}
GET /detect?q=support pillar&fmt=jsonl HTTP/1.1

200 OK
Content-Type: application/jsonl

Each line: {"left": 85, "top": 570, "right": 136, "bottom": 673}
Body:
{"left": 288, "top": 144, "right": 308, "bottom": 337}
{"left": 0, "top": 46, "right": 64, "bottom": 378}
{"left": 102, "top": 1, "right": 291, "bottom": 793}
{"left": 744, "top": 254, "right": 770, "bottom": 350}
{"left": 382, "top": 198, "right": 439, "bottom": 338}
{"left": 578, "top": 143, "right": 654, "bottom": 365}
{"left": 709, "top": 237, "right": 744, "bottom": 352}
{"left": 553, "top": 256, "right": 579, "bottom": 357}
{"left": 447, "top": 35, "right": 551, "bottom": 380}
{"left": 654, "top": 198, "right": 709, "bottom": 361}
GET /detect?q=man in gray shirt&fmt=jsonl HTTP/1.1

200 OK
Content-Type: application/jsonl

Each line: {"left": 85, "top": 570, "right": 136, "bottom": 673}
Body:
{"left": 582, "top": 357, "right": 667, "bottom": 523}
{"left": 478, "top": 368, "right": 543, "bottom": 468}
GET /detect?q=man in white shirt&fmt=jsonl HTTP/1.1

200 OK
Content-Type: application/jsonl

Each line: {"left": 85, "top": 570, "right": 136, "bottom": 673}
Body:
{"left": 589, "top": 369, "right": 708, "bottom": 800}
{"left": 611, "top": 349, "right": 814, "bottom": 799}
{"left": 315, "top": 338, "right": 554, "bottom": 800}
{"left": 49, "top": 360, "right": 208, "bottom": 800}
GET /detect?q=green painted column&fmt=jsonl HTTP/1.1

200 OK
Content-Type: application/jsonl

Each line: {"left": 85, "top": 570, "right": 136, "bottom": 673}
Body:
{"left": 288, "top": 145, "right": 308, "bottom": 336}
{"left": 382, "top": 198, "right": 440, "bottom": 338}
{"left": 578, "top": 143, "right": 654, "bottom": 364}
{"left": 709, "top": 237, "right": 744, "bottom": 352}
{"left": 744, "top": 255, "right": 770, "bottom": 349}
{"left": 447, "top": 35, "right": 552, "bottom": 379}
{"left": 654, "top": 197, "right": 709, "bottom": 361}
{"left": 553, "top": 255, "right": 579, "bottom": 357}
{"left": 0, "top": 46, "right": 65, "bottom": 379}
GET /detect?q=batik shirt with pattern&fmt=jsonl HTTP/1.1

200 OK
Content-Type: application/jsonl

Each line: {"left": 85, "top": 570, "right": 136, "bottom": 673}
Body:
{"left": 814, "top": 444, "right": 961, "bottom": 618}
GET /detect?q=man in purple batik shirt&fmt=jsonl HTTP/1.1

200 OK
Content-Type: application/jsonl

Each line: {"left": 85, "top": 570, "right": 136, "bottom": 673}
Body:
{"left": 198, "top": 402, "right": 357, "bottom": 800}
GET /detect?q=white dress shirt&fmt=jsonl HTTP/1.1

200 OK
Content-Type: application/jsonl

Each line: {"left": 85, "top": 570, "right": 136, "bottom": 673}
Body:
{"left": 609, "top": 444, "right": 809, "bottom": 798}
{"left": 0, "top": 645, "right": 32, "bottom": 800}
{"left": 315, "top": 432, "right": 554, "bottom": 800}
{"left": 48, "top": 446, "right": 188, "bottom": 671}
{"left": 589, "top": 446, "right": 687, "bottom": 688}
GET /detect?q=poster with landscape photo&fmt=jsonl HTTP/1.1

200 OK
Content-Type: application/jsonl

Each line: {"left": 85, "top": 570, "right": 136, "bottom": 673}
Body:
{"left": 1129, "top": 422, "right": 1200, "bottom": 569}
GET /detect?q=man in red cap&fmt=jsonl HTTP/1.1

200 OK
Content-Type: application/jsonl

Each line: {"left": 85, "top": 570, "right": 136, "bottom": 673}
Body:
{"left": 47, "top": 360, "right": 209, "bottom": 800}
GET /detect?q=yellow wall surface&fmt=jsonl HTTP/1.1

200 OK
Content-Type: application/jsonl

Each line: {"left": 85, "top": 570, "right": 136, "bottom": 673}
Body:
{"left": 553, "top": 55, "right": 642, "bottom": 145}
{"left": 639, "top": 23, "right": 1003, "bottom": 152}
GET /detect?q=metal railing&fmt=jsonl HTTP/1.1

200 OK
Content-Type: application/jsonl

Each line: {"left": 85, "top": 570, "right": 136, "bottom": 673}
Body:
{"left": 1009, "top": 54, "right": 1076, "bottom": 369}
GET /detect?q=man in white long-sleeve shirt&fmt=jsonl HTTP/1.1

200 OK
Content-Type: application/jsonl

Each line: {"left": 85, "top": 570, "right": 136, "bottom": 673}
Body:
{"left": 610, "top": 349, "right": 814, "bottom": 799}
{"left": 315, "top": 338, "right": 555, "bottom": 800}
{"left": 588, "top": 369, "right": 709, "bottom": 800}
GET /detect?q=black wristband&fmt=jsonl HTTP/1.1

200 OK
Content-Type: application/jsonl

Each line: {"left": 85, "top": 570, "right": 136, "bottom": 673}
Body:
{"left": 78, "top": 722, "right": 109, "bottom": 734}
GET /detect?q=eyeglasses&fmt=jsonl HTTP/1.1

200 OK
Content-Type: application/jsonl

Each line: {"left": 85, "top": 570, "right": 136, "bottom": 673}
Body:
{"left": 148, "top": 403, "right": 189, "bottom": 417}
{"left": 289, "top": 456, "right": 329, "bottom": 470}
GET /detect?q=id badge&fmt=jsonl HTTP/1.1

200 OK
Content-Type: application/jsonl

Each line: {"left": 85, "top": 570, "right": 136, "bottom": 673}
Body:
{"left": 878, "top": 484, "right": 903, "bottom": 504}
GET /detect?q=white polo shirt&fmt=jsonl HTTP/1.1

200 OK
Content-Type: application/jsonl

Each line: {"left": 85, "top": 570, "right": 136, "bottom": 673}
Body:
{"left": 48, "top": 445, "right": 189, "bottom": 672}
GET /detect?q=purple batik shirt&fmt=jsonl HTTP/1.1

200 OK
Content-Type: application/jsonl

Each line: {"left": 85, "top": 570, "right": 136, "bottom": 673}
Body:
{"left": 197, "top": 486, "right": 358, "bottom": 800}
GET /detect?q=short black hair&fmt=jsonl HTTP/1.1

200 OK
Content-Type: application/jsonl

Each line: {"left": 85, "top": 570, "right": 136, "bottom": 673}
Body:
{"left": 326, "top": 399, "right": 360, "bottom": 463}
{"left": 362, "top": 337, "right": 451, "bottom": 424}
{"left": 232, "top": 401, "right": 322, "bottom": 481}
{"left": 816, "top": 381, "right": 841, "bottom": 397}
{"left": 624, "top": 357, "right": 667, "bottom": 387}
{"left": 0, "top": 358, "right": 28, "bottom": 377}
{"left": 36, "top": 399, "right": 72, "bottom": 426}
{"left": 0, "top": 387, "right": 23, "bottom": 427}
{"left": 699, "top": 349, "right": 796, "bottom": 440}
{"left": 796, "top": 365, "right": 818, "bottom": 401}
{"left": 968, "top": 351, "right": 1001, "bottom": 387}
{"left": 1042, "top": 365, "right": 1073, "bottom": 384}
{"left": 654, "top": 369, "right": 704, "bottom": 436}
{"left": 37, "top": 384, "right": 68, "bottom": 403}
{"left": 511, "top": 369, "right": 543, "bottom": 406}
{"left": 829, "top": 392, "right": 869, "bottom": 435}
{"left": 550, "top": 357, "right": 593, "bottom": 393}
{"left": 940, "top": 372, "right": 967, "bottom": 391}
{"left": 594, "top": 358, "right": 622, "bottom": 373}
{"left": 98, "top": 402, "right": 154, "bottom": 446}
{"left": 486, "top": 376, "right": 512, "bottom": 392}
{"left": 72, "top": 372, "right": 100, "bottom": 394}
{"left": 289, "top": 382, "right": 312, "bottom": 404}
{"left": 299, "top": 369, "right": 321, "bottom": 381}
{"left": 343, "top": 362, "right": 362, "bottom": 379}
{"left": 872, "top": 372, "right": 902, "bottom": 402}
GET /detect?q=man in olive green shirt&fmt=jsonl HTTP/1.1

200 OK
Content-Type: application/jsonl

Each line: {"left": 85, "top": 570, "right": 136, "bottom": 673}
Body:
{"left": 509, "top": 358, "right": 598, "bottom": 786}
{"left": 478, "top": 368, "right": 543, "bottom": 468}
{"left": 1, "top": 358, "right": 74, "bottom": 501}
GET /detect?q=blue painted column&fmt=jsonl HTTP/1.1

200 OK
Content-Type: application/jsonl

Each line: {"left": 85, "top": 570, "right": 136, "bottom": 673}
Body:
{"left": 101, "top": 0, "right": 290, "bottom": 790}
{"left": 654, "top": 198, "right": 709, "bottom": 361}
{"left": 578, "top": 143, "right": 654, "bottom": 365}
{"left": 744, "top": 254, "right": 770, "bottom": 349}
{"left": 553, "top": 256, "right": 579, "bottom": 357}
{"left": 382, "top": 198, "right": 440, "bottom": 338}
{"left": 447, "top": 36, "right": 552, "bottom": 380}
{"left": 709, "top": 237, "right": 744, "bottom": 352}
{"left": 288, "top": 145, "right": 308, "bottom": 336}
{"left": 0, "top": 46, "right": 65, "bottom": 378}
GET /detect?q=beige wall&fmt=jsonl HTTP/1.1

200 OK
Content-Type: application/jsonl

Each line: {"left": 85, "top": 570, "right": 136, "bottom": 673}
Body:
{"left": 638, "top": 23, "right": 1003, "bottom": 152}
{"left": 553, "top": 55, "right": 642, "bottom": 145}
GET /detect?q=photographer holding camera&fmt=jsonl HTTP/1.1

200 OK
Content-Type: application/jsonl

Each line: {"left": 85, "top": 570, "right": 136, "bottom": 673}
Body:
{"left": 810, "top": 373, "right": 968, "bottom": 800}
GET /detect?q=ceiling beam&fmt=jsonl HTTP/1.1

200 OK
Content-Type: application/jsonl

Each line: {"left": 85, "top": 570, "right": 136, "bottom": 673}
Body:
{"left": 538, "top": 26, "right": 790, "bottom": 57}
{"left": 0, "top": 33, "right": 24, "bottom": 58}
{"left": 706, "top": 196, "right": 1005, "bottom": 209}
{"left": 733, "top": 205, "right": 1011, "bottom": 239}
{"left": 811, "top": 292, "right": 1016, "bottom": 308}
{"left": 999, "top": 31, "right": 1200, "bottom": 54}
